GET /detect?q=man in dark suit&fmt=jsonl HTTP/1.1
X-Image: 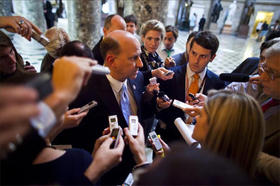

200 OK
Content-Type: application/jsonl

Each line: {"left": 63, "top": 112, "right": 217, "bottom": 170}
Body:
{"left": 172, "top": 31, "right": 198, "bottom": 66}
{"left": 55, "top": 30, "right": 155, "bottom": 185}
{"left": 92, "top": 14, "right": 126, "bottom": 65}
{"left": 156, "top": 31, "right": 225, "bottom": 143}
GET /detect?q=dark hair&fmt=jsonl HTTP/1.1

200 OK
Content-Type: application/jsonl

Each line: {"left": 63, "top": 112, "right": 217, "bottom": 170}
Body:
{"left": 136, "top": 143, "right": 252, "bottom": 185}
{"left": 104, "top": 14, "right": 117, "bottom": 29}
{"left": 124, "top": 14, "right": 137, "bottom": 26}
{"left": 190, "top": 31, "right": 219, "bottom": 56}
{"left": 100, "top": 37, "right": 121, "bottom": 59}
{"left": 265, "top": 30, "right": 280, "bottom": 42}
{"left": 59, "top": 40, "right": 94, "bottom": 59}
{"left": 187, "top": 31, "right": 198, "bottom": 44}
{"left": 260, "top": 39, "right": 280, "bottom": 53}
{"left": 165, "top": 25, "right": 178, "bottom": 40}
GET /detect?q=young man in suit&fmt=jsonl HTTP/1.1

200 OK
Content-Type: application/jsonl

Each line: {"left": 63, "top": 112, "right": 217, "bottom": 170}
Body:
{"left": 92, "top": 14, "right": 126, "bottom": 65}
{"left": 55, "top": 30, "right": 156, "bottom": 185}
{"left": 156, "top": 31, "right": 225, "bottom": 143}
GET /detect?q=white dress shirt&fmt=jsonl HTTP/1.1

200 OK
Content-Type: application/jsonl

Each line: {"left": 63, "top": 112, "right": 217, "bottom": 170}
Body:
{"left": 106, "top": 74, "right": 137, "bottom": 115}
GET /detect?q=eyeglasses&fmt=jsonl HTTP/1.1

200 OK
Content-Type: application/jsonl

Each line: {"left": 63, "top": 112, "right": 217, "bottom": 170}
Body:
{"left": 259, "top": 62, "right": 280, "bottom": 80}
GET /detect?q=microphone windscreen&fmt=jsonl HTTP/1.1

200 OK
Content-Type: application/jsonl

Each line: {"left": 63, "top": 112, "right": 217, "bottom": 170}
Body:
{"left": 219, "top": 73, "right": 249, "bottom": 82}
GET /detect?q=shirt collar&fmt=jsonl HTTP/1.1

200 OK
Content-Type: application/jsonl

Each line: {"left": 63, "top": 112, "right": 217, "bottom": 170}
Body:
{"left": 106, "top": 74, "right": 127, "bottom": 93}
{"left": 186, "top": 63, "right": 207, "bottom": 80}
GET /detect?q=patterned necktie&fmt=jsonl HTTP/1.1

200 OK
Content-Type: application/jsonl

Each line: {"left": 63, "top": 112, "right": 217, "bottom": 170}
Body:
{"left": 188, "top": 74, "right": 200, "bottom": 95}
{"left": 120, "top": 84, "right": 131, "bottom": 125}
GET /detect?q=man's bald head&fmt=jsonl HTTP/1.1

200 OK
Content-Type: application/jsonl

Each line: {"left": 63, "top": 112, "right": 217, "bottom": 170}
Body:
{"left": 100, "top": 30, "right": 139, "bottom": 60}
{"left": 100, "top": 30, "right": 142, "bottom": 81}
{"left": 103, "top": 15, "right": 126, "bottom": 37}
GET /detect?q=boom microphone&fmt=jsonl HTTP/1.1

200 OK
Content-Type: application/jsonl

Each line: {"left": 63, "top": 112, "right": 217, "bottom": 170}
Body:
{"left": 219, "top": 73, "right": 249, "bottom": 82}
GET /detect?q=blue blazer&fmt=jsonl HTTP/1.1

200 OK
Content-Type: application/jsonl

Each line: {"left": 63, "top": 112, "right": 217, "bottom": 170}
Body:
{"left": 172, "top": 52, "right": 187, "bottom": 66}
{"left": 54, "top": 72, "right": 153, "bottom": 185}
{"left": 157, "top": 64, "right": 225, "bottom": 143}
{"left": 232, "top": 57, "right": 259, "bottom": 75}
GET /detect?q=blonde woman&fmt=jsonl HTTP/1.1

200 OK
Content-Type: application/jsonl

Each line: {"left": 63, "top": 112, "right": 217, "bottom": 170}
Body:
{"left": 152, "top": 90, "right": 265, "bottom": 178}
{"left": 191, "top": 90, "right": 265, "bottom": 176}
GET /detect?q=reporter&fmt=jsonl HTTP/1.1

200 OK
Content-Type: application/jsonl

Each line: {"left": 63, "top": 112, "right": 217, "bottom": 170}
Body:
{"left": 185, "top": 90, "right": 265, "bottom": 177}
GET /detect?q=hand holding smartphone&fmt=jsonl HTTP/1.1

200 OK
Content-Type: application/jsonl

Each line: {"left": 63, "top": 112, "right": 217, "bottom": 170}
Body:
{"left": 148, "top": 131, "right": 163, "bottom": 151}
{"left": 129, "top": 115, "right": 138, "bottom": 136}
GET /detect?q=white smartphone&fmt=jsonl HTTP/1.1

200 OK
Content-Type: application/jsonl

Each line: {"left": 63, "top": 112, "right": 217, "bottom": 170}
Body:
{"left": 108, "top": 115, "right": 119, "bottom": 132}
{"left": 149, "top": 77, "right": 157, "bottom": 85}
{"left": 172, "top": 99, "right": 194, "bottom": 110}
{"left": 78, "top": 100, "right": 98, "bottom": 114}
{"left": 129, "top": 115, "right": 138, "bottom": 136}
{"left": 149, "top": 131, "right": 163, "bottom": 151}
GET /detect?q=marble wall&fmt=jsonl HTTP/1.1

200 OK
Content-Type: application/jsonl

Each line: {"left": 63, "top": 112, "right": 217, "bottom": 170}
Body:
{"left": 0, "top": 0, "right": 13, "bottom": 16}
{"left": 67, "top": 0, "right": 101, "bottom": 48}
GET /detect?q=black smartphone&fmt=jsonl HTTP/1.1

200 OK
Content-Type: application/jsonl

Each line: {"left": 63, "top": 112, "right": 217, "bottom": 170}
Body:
{"left": 158, "top": 91, "right": 170, "bottom": 102}
{"left": 25, "top": 73, "right": 53, "bottom": 100}
{"left": 188, "top": 93, "right": 198, "bottom": 101}
{"left": 110, "top": 127, "right": 121, "bottom": 149}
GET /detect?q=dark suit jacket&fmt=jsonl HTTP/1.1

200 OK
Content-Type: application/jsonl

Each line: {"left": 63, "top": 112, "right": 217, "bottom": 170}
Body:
{"left": 172, "top": 52, "right": 187, "bottom": 66}
{"left": 92, "top": 37, "right": 104, "bottom": 65}
{"left": 231, "top": 57, "right": 259, "bottom": 75}
{"left": 54, "top": 72, "right": 154, "bottom": 185}
{"left": 157, "top": 64, "right": 225, "bottom": 143}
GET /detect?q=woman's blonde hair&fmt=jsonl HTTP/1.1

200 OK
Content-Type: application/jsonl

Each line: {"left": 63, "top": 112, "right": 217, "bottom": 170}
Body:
{"left": 203, "top": 90, "right": 265, "bottom": 176}
{"left": 140, "top": 19, "right": 165, "bottom": 40}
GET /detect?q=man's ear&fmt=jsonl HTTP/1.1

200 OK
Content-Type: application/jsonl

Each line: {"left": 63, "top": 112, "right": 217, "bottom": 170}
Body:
{"left": 105, "top": 54, "right": 115, "bottom": 66}
{"left": 103, "top": 27, "right": 107, "bottom": 37}
{"left": 209, "top": 54, "right": 216, "bottom": 62}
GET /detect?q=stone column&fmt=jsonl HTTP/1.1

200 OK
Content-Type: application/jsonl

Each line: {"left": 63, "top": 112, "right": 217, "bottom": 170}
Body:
{"left": 123, "top": 0, "right": 134, "bottom": 17}
{"left": 67, "top": 0, "right": 101, "bottom": 48}
{"left": 0, "top": 0, "right": 13, "bottom": 16}
{"left": 132, "top": 0, "right": 168, "bottom": 27}
{"left": 12, "top": 0, "right": 47, "bottom": 32}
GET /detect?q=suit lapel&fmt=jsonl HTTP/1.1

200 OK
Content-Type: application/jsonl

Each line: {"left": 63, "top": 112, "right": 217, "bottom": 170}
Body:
{"left": 95, "top": 75, "right": 128, "bottom": 127}
{"left": 175, "top": 65, "right": 187, "bottom": 101}
{"left": 203, "top": 70, "right": 212, "bottom": 95}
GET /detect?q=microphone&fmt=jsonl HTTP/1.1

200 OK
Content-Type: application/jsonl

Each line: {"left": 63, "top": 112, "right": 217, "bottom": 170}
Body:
{"left": 219, "top": 73, "right": 249, "bottom": 82}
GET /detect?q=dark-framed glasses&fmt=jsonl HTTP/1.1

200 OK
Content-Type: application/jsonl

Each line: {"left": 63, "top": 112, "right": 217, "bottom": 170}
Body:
{"left": 259, "top": 62, "right": 280, "bottom": 80}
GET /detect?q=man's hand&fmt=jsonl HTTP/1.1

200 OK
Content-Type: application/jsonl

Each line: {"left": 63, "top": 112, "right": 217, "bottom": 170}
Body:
{"left": 24, "top": 61, "right": 37, "bottom": 73}
{"left": 62, "top": 108, "right": 88, "bottom": 129}
{"left": 52, "top": 56, "right": 97, "bottom": 103}
{"left": 85, "top": 135, "right": 125, "bottom": 183}
{"left": 151, "top": 67, "right": 174, "bottom": 81}
{"left": 250, "top": 75, "right": 261, "bottom": 85}
{"left": 0, "top": 16, "right": 42, "bottom": 41}
{"left": 156, "top": 97, "right": 172, "bottom": 110}
{"left": 124, "top": 123, "right": 146, "bottom": 165}
{"left": 0, "top": 86, "right": 39, "bottom": 156}
{"left": 164, "top": 57, "right": 176, "bottom": 68}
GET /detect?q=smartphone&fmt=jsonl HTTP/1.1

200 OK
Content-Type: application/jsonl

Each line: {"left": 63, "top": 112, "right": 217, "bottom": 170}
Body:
{"left": 31, "top": 30, "right": 49, "bottom": 47}
{"left": 25, "top": 61, "right": 31, "bottom": 66}
{"left": 110, "top": 127, "right": 121, "bottom": 149}
{"left": 164, "top": 71, "right": 173, "bottom": 76}
{"left": 108, "top": 115, "right": 119, "bottom": 132}
{"left": 188, "top": 93, "right": 198, "bottom": 101}
{"left": 25, "top": 73, "right": 52, "bottom": 100}
{"left": 149, "top": 131, "right": 162, "bottom": 151}
{"left": 158, "top": 91, "right": 170, "bottom": 102}
{"left": 149, "top": 77, "right": 157, "bottom": 85}
{"left": 78, "top": 100, "right": 98, "bottom": 114}
{"left": 129, "top": 115, "right": 138, "bottom": 136}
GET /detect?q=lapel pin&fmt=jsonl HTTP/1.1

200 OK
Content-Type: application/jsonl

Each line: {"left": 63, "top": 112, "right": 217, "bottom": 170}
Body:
{"left": 133, "top": 85, "right": 136, "bottom": 90}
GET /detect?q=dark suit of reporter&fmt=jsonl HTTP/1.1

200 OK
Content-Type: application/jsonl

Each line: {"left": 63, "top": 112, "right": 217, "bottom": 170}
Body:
{"left": 157, "top": 31, "right": 225, "bottom": 143}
